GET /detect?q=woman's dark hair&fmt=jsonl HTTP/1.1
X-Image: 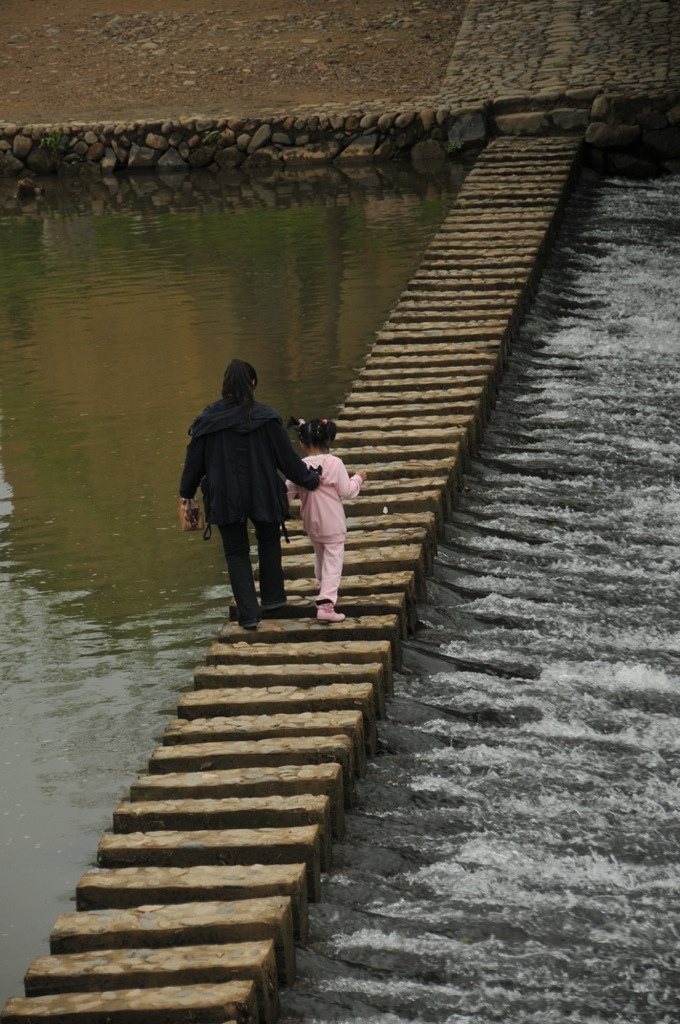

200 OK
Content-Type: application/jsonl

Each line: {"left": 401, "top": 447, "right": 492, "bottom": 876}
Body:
{"left": 222, "top": 359, "right": 258, "bottom": 417}
{"left": 287, "top": 416, "right": 337, "bottom": 451}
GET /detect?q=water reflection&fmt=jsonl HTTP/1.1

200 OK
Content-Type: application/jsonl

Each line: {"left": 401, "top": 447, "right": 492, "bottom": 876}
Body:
{"left": 0, "top": 162, "right": 463, "bottom": 621}
{"left": 0, "top": 161, "right": 463, "bottom": 1002}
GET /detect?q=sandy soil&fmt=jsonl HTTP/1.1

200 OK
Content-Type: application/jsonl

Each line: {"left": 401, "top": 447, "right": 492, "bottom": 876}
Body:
{"left": 2, "top": 0, "right": 463, "bottom": 124}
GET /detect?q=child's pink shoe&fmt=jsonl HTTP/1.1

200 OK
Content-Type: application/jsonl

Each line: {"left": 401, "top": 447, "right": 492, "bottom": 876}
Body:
{"left": 316, "top": 604, "right": 345, "bottom": 623}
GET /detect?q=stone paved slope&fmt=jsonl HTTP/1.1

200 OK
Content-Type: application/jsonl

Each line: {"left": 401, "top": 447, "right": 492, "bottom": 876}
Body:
{"left": 438, "top": 0, "right": 680, "bottom": 106}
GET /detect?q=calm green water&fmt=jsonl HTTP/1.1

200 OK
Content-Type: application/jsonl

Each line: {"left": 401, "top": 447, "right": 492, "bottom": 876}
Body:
{"left": 0, "top": 162, "right": 463, "bottom": 1003}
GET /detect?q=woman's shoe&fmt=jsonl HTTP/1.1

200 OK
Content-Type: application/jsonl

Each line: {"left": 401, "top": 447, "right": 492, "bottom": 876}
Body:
{"left": 316, "top": 604, "right": 345, "bottom": 623}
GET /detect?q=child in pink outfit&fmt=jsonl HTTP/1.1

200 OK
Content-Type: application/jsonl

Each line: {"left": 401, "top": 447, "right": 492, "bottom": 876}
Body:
{"left": 286, "top": 417, "right": 366, "bottom": 623}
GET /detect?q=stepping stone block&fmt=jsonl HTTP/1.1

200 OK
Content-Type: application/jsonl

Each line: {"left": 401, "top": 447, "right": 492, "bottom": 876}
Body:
{"left": 331, "top": 423, "right": 464, "bottom": 448}
{"left": 193, "top": 662, "right": 386, "bottom": 717}
{"left": 50, "top": 897, "right": 296, "bottom": 986}
{"left": 75, "top": 862, "right": 309, "bottom": 942}
{"left": 130, "top": 761, "right": 347, "bottom": 831}
{"left": 282, "top": 567, "right": 421, "bottom": 609}
{"left": 112, "top": 794, "right": 334, "bottom": 870}
{"left": 2, "top": 982, "right": 257, "bottom": 1024}
{"left": 171, "top": 696, "right": 375, "bottom": 763}
{"left": 25, "top": 942, "right": 277, "bottom": 1024}
{"left": 148, "top": 735, "right": 357, "bottom": 802}
{"left": 208, "top": 638, "right": 394, "bottom": 696}
{"left": 235, "top": 589, "right": 410, "bottom": 637}
{"left": 285, "top": 543, "right": 428, "bottom": 585}
{"left": 217, "top": 614, "right": 401, "bottom": 671}
{"left": 283, "top": 528, "right": 429, "bottom": 562}
{"left": 98, "top": 824, "right": 322, "bottom": 904}
{"left": 281, "top": 565, "right": 419, "bottom": 592}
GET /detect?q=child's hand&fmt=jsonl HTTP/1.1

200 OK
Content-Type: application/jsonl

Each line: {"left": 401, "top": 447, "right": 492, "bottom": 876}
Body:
{"left": 358, "top": 470, "right": 367, "bottom": 481}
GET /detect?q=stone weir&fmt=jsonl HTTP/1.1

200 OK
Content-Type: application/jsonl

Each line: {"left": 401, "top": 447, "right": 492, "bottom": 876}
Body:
{"left": 0, "top": 134, "right": 582, "bottom": 1024}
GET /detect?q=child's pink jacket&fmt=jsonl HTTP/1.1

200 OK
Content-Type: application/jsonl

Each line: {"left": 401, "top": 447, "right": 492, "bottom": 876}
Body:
{"left": 286, "top": 453, "right": 363, "bottom": 542}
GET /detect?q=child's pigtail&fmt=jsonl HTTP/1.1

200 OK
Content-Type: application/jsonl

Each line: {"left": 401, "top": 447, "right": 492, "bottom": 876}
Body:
{"left": 289, "top": 416, "right": 337, "bottom": 451}
{"left": 288, "top": 416, "right": 309, "bottom": 444}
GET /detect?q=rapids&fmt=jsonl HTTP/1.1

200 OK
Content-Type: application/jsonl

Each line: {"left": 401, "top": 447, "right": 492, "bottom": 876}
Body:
{"left": 280, "top": 174, "right": 680, "bottom": 1024}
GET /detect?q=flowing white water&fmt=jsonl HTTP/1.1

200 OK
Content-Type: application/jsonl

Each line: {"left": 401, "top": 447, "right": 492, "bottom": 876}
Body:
{"left": 280, "top": 175, "right": 680, "bottom": 1023}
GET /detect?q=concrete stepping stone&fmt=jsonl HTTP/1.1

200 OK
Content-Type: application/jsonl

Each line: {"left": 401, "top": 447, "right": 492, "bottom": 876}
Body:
{"left": 172, "top": 691, "right": 376, "bottom": 761}
{"left": 333, "top": 421, "right": 473, "bottom": 458}
{"left": 440, "top": 212, "right": 556, "bottom": 226}
{"left": 281, "top": 567, "right": 419, "bottom": 604}
{"left": 191, "top": 663, "right": 385, "bottom": 720}
{"left": 382, "top": 319, "right": 509, "bottom": 334}
{"left": 285, "top": 528, "right": 434, "bottom": 572}
{"left": 363, "top": 382, "right": 489, "bottom": 405}
{"left": 417, "top": 252, "right": 534, "bottom": 267}
{"left": 49, "top": 899, "right": 295, "bottom": 984}
{"left": 98, "top": 824, "right": 322, "bottom": 906}
{"left": 164, "top": 708, "right": 368, "bottom": 765}
{"left": 148, "top": 735, "right": 357, "bottom": 806}
{"left": 215, "top": 614, "right": 401, "bottom": 669}
{"left": 348, "top": 373, "right": 489, "bottom": 393}
{"left": 369, "top": 334, "right": 501, "bottom": 349}
{"left": 374, "top": 319, "right": 507, "bottom": 335}
{"left": 435, "top": 196, "right": 562, "bottom": 212}
{"left": 342, "top": 512, "right": 437, "bottom": 543}
{"left": 329, "top": 423, "right": 466, "bottom": 448}
{"left": 340, "top": 448, "right": 473, "bottom": 483}
{"left": 24, "top": 943, "right": 277, "bottom": 1024}
{"left": 207, "top": 638, "right": 393, "bottom": 694}
{"left": 323, "top": 490, "right": 446, "bottom": 531}
{"left": 405, "top": 270, "right": 528, "bottom": 286}
{"left": 131, "top": 759, "right": 346, "bottom": 825}
{"left": 2, "top": 981, "right": 257, "bottom": 1024}
{"left": 112, "top": 794, "right": 334, "bottom": 869}
{"left": 351, "top": 392, "right": 488, "bottom": 413}
{"left": 367, "top": 333, "right": 506, "bottom": 353}
{"left": 393, "top": 300, "right": 517, "bottom": 317}
{"left": 276, "top": 532, "right": 430, "bottom": 598}
{"left": 426, "top": 236, "right": 546, "bottom": 252}
{"left": 239, "top": 589, "right": 410, "bottom": 636}
{"left": 281, "top": 569, "right": 420, "bottom": 623}
{"left": 333, "top": 450, "right": 466, "bottom": 489}
{"left": 284, "top": 525, "right": 431, "bottom": 553}
{"left": 192, "top": 662, "right": 386, "bottom": 718}
{"left": 340, "top": 385, "right": 489, "bottom": 407}
{"left": 360, "top": 356, "right": 499, "bottom": 376}
{"left": 76, "top": 863, "right": 309, "bottom": 941}
{"left": 338, "top": 404, "right": 484, "bottom": 435}
{"left": 283, "top": 542, "right": 428, "bottom": 590}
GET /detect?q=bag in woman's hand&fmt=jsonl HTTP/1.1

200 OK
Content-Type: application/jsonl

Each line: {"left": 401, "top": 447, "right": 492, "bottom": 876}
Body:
{"left": 178, "top": 497, "right": 204, "bottom": 532}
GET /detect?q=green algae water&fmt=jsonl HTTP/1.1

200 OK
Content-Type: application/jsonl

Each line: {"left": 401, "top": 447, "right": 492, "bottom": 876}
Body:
{"left": 0, "top": 161, "right": 463, "bottom": 1003}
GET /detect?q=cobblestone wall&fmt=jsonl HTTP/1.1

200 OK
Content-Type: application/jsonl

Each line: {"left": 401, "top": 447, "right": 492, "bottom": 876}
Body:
{"left": 2, "top": 90, "right": 679, "bottom": 182}
{"left": 0, "top": 107, "right": 483, "bottom": 180}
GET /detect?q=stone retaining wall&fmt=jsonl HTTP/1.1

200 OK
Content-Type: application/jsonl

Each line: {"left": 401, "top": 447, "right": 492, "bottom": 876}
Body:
{"left": 0, "top": 107, "right": 484, "bottom": 180}
{"left": 2, "top": 89, "right": 679, "bottom": 181}
{"left": 585, "top": 91, "right": 680, "bottom": 177}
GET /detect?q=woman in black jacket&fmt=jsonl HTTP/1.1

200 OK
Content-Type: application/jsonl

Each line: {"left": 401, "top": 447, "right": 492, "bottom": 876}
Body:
{"left": 179, "top": 359, "right": 320, "bottom": 629}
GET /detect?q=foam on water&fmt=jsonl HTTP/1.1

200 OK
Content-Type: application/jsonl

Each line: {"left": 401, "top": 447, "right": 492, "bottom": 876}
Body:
{"left": 280, "top": 175, "right": 680, "bottom": 1023}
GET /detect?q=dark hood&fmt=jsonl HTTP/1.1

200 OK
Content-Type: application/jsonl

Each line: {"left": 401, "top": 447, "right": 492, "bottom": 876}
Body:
{"left": 188, "top": 399, "right": 282, "bottom": 439}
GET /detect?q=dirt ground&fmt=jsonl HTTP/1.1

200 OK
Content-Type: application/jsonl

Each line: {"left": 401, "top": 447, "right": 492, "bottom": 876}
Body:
{"left": 2, "top": 0, "right": 463, "bottom": 124}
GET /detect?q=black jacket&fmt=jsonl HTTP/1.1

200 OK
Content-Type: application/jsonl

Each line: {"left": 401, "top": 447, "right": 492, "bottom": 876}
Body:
{"left": 179, "top": 399, "right": 319, "bottom": 526}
